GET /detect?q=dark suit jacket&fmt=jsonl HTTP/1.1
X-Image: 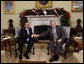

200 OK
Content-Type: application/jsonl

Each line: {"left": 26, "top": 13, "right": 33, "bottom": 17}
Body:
{"left": 19, "top": 27, "right": 33, "bottom": 44}
{"left": 39, "top": 25, "right": 65, "bottom": 42}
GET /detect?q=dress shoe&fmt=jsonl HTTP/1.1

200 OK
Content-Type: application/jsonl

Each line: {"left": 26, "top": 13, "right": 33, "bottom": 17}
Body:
{"left": 49, "top": 55, "right": 56, "bottom": 62}
{"left": 49, "top": 54, "right": 59, "bottom": 62}
{"left": 24, "top": 54, "right": 30, "bottom": 59}
{"left": 19, "top": 55, "right": 22, "bottom": 61}
{"left": 54, "top": 54, "right": 59, "bottom": 61}
{"left": 49, "top": 57, "right": 54, "bottom": 62}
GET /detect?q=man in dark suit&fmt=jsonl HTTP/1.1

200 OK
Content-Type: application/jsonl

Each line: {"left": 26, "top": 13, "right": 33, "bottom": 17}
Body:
{"left": 18, "top": 21, "right": 34, "bottom": 60}
{"left": 34, "top": 20, "right": 65, "bottom": 62}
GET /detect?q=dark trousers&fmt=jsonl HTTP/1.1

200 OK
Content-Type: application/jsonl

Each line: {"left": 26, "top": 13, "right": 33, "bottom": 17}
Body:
{"left": 49, "top": 40, "right": 63, "bottom": 55}
{"left": 19, "top": 41, "right": 33, "bottom": 56}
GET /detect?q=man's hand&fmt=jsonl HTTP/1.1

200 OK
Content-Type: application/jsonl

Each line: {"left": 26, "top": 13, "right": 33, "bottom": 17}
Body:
{"left": 57, "top": 39, "right": 62, "bottom": 43}
{"left": 33, "top": 34, "right": 39, "bottom": 38}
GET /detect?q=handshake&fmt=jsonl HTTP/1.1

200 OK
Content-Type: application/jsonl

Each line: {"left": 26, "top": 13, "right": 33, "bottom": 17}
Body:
{"left": 33, "top": 34, "right": 39, "bottom": 38}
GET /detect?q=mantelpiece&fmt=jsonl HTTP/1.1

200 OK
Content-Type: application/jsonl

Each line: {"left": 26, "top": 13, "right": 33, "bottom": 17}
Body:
{"left": 20, "top": 8, "right": 70, "bottom": 26}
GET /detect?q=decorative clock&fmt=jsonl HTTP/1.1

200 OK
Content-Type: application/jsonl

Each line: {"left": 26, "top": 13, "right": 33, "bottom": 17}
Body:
{"left": 36, "top": 1, "right": 52, "bottom": 8}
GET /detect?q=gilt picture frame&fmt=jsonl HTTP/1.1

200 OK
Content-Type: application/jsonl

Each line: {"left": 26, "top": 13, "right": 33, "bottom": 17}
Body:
{"left": 3, "top": 1, "right": 15, "bottom": 14}
{"left": 71, "top": 1, "right": 83, "bottom": 12}
{"left": 36, "top": 1, "right": 52, "bottom": 8}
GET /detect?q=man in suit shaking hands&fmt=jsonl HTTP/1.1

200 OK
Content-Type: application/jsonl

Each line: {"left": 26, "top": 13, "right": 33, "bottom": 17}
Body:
{"left": 18, "top": 21, "right": 35, "bottom": 60}
{"left": 34, "top": 20, "right": 65, "bottom": 62}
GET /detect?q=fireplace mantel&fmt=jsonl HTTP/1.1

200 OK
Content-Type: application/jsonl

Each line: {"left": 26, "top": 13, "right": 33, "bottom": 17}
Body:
{"left": 26, "top": 15, "right": 62, "bottom": 23}
{"left": 20, "top": 8, "right": 70, "bottom": 26}
{"left": 25, "top": 15, "right": 62, "bottom": 19}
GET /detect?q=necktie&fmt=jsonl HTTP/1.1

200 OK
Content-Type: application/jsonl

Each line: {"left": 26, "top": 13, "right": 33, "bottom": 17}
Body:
{"left": 53, "top": 27, "right": 57, "bottom": 42}
{"left": 26, "top": 28, "right": 29, "bottom": 41}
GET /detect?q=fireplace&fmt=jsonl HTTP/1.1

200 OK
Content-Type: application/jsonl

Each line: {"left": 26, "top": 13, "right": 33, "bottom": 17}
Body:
{"left": 34, "top": 25, "right": 50, "bottom": 40}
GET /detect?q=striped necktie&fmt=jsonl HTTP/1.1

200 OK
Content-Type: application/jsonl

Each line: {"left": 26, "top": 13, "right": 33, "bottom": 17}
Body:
{"left": 53, "top": 27, "right": 57, "bottom": 42}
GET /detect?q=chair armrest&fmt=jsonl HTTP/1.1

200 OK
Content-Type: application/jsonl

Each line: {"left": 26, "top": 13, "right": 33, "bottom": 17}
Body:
{"left": 62, "top": 38, "right": 70, "bottom": 51}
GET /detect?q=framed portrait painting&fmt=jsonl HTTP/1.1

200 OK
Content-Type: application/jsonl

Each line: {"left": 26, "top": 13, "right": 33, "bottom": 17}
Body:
{"left": 71, "top": 1, "right": 83, "bottom": 12}
{"left": 3, "top": 1, "right": 15, "bottom": 14}
{"left": 36, "top": 1, "right": 52, "bottom": 8}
